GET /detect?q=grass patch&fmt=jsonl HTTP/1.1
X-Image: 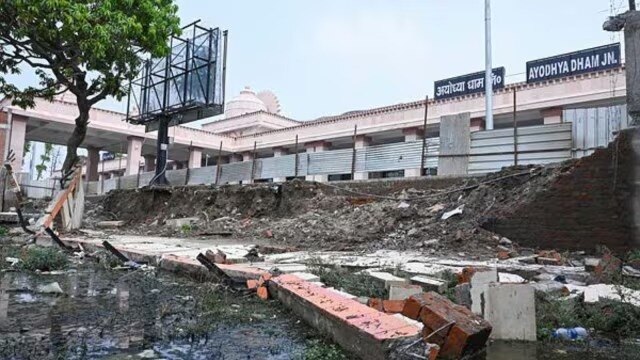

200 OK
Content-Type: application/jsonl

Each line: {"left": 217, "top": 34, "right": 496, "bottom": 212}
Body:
{"left": 19, "top": 247, "right": 68, "bottom": 272}
{"left": 307, "top": 263, "right": 387, "bottom": 299}
{"left": 536, "top": 292, "right": 640, "bottom": 340}
{"left": 303, "top": 339, "right": 348, "bottom": 360}
{"left": 197, "top": 286, "right": 279, "bottom": 324}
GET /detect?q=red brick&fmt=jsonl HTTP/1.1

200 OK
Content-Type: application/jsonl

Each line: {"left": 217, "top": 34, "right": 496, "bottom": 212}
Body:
{"left": 595, "top": 251, "right": 622, "bottom": 282}
{"left": 367, "top": 298, "right": 384, "bottom": 312}
{"left": 412, "top": 292, "right": 492, "bottom": 359}
{"left": 457, "top": 267, "right": 476, "bottom": 284}
{"left": 401, "top": 297, "right": 423, "bottom": 320}
{"left": 257, "top": 285, "right": 269, "bottom": 300}
{"left": 497, "top": 251, "right": 510, "bottom": 260}
{"left": 246, "top": 279, "right": 259, "bottom": 290}
{"left": 382, "top": 300, "right": 405, "bottom": 314}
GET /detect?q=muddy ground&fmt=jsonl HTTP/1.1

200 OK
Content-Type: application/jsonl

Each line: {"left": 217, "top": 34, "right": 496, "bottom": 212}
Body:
{"left": 91, "top": 164, "right": 573, "bottom": 258}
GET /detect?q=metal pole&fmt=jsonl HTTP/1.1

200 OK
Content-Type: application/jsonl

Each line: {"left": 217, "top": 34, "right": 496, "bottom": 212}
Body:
{"left": 250, "top": 141, "right": 257, "bottom": 182}
{"left": 631, "top": 0, "right": 637, "bottom": 11}
{"left": 420, "top": 95, "right": 429, "bottom": 176}
{"left": 351, "top": 125, "right": 358, "bottom": 180}
{"left": 215, "top": 141, "right": 222, "bottom": 185}
{"left": 294, "top": 135, "right": 299, "bottom": 178}
{"left": 222, "top": 30, "right": 229, "bottom": 105}
{"left": 185, "top": 141, "right": 192, "bottom": 186}
{"left": 101, "top": 160, "right": 105, "bottom": 194}
{"left": 513, "top": 88, "right": 518, "bottom": 166}
{"left": 484, "top": 0, "right": 494, "bottom": 130}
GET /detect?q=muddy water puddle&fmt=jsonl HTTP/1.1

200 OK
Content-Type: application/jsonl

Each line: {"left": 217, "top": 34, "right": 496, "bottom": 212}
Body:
{"left": 0, "top": 265, "right": 313, "bottom": 359}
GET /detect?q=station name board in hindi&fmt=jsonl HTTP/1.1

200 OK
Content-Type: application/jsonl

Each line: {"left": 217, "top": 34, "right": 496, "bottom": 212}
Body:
{"left": 526, "top": 43, "right": 621, "bottom": 83}
{"left": 434, "top": 67, "right": 505, "bottom": 100}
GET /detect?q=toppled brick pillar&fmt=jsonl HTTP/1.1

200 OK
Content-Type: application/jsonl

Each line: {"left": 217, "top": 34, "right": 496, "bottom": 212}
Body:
{"left": 403, "top": 292, "right": 492, "bottom": 359}
{"left": 269, "top": 274, "right": 439, "bottom": 360}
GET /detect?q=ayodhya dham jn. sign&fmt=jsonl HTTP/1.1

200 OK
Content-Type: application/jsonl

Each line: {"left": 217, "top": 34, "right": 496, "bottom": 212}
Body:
{"left": 434, "top": 67, "right": 505, "bottom": 100}
{"left": 526, "top": 43, "right": 621, "bottom": 83}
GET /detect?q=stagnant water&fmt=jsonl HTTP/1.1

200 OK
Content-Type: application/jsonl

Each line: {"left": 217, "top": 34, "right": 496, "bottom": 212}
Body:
{"left": 0, "top": 263, "right": 316, "bottom": 359}
{"left": 1, "top": 262, "right": 639, "bottom": 360}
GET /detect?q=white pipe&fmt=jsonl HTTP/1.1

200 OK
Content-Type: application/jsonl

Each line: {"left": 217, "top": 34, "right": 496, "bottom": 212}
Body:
{"left": 484, "top": 0, "right": 494, "bottom": 130}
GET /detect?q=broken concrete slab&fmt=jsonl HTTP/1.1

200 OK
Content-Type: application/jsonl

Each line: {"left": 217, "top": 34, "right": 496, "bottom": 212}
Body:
{"left": 165, "top": 217, "right": 199, "bottom": 228}
{"left": 564, "top": 283, "right": 640, "bottom": 306}
{"left": 268, "top": 274, "right": 435, "bottom": 360}
{"left": 96, "top": 220, "right": 126, "bottom": 228}
{"left": 389, "top": 284, "right": 423, "bottom": 300}
{"left": 454, "top": 283, "right": 471, "bottom": 309}
{"left": 367, "top": 271, "right": 409, "bottom": 289}
{"left": 411, "top": 275, "right": 447, "bottom": 293}
{"left": 470, "top": 268, "right": 498, "bottom": 315}
{"left": 485, "top": 283, "right": 536, "bottom": 341}
{"left": 498, "top": 272, "right": 526, "bottom": 283}
{"left": 530, "top": 281, "right": 565, "bottom": 295}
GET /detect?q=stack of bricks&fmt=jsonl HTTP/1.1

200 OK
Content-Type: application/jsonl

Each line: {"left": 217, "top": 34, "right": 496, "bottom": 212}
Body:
{"left": 402, "top": 292, "right": 492, "bottom": 359}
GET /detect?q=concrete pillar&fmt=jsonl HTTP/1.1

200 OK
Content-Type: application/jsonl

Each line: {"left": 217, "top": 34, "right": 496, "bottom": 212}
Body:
{"left": 541, "top": 107, "right": 563, "bottom": 124}
{"left": 188, "top": 147, "right": 203, "bottom": 169}
{"left": 125, "top": 136, "right": 143, "bottom": 175}
{"left": 273, "top": 147, "right": 288, "bottom": 183}
{"left": 470, "top": 118, "right": 486, "bottom": 132}
{"left": 143, "top": 154, "right": 155, "bottom": 172}
{"left": 86, "top": 147, "right": 100, "bottom": 181}
{"left": 8, "top": 114, "right": 27, "bottom": 171}
{"left": 305, "top": 141, "right": 331, "bottom": 182}
{"left": 354, "top": 136, "right": 371, "bottom": 180}
{"left": 403, "top": 128, "right": 423, "bottom": 178}
{"left": 242, "top": 151, "right": 254, "bottom": 184}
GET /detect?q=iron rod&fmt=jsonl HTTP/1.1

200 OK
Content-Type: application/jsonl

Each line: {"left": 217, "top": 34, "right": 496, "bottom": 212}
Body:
{"left": 294, "top": 135, "right": 299, "bottom": 178}
{"left": 420, "top": 95, "right": 429, "bottom": 176}
{"left": 250, "top": 141, "right": 257, "bottom": 182}
{"left": 215, "top": 141, "right": 223, "bottom": 185}
{"left": 513, "top": 88, "right": 518, "bottom": 166}
{"left": 351, "top": 125, "right": 358, "bottom": 180}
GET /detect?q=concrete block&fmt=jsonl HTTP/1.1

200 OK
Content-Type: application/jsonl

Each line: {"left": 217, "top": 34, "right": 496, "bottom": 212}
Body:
{"left": 411, "top": 276, "right": 447, "bottom": 293}
{"left": 454, "top": 283, "right": 471, "bottom": 309}
{"left": 96, "top": 220, "right": 125, "bottom": 228}
{"left": 368, "top": 271, "right": 409, "bottom": 289}
{"left": 413, "top": 292, "right": 492, "bottom": 359}
{"left": 268, "top": 274, "right": 432, "bottom": 360}
{"left": 165, "top": 217, "right": 199, "bottom": 228}
{"left": 584, "top": 257, "right": 601, "bottom": 272}
{"left": 290, "top": 272, "right": 320, "bottom": 282}
{"left": 470, "top": 268, "right": 498, "bottom": 315}
{"left": 389, "top": 284, "right": 423, "bottom": 300}
{"left": 485, "top": 283, "right": 536, "bottom": 341}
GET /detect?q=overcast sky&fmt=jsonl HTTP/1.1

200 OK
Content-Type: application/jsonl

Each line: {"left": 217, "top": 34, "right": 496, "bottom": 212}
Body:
{"left": 174, "top": 0, "right": 625, "bottom": 121}
{"left": 12, "top": 0, "right": 631, "bottom": 122}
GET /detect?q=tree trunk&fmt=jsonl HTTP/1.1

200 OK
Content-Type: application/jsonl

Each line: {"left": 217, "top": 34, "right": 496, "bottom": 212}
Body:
{"left": 61, "top": 103, "right": 90, "bottom": 182}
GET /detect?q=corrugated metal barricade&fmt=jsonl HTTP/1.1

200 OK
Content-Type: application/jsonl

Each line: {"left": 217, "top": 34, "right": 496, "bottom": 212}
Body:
{"left": 565, "top": 104, "right": 631, "bottom": 158}
{"left": 256, "top": 155, "right": 297, "bottom": 180}
{"left": 188, "top": 166, "right": 216, "bottom": 185}
{"left": 468, "top": 123, "right": 572, "bottom": 174}
{"left": 218, "top": 161, "right": 252, "bottom": 183}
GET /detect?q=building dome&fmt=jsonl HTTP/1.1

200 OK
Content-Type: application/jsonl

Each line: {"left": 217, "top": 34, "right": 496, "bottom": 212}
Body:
{"left": 224, "top": 86, "right": 267, "bottom": 118}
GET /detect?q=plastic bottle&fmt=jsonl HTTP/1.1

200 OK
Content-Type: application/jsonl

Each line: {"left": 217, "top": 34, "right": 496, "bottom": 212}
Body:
{"left": 552, "top": 327, "right": 588, "bottom": 340}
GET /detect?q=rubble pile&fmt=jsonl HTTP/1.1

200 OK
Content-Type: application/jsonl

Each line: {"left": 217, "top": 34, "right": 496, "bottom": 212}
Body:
{"left": 95, "top": 164, "right": 575, "bottom": 256}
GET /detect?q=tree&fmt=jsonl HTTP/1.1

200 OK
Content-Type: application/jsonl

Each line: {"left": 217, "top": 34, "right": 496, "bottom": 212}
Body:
{"left": 0, "top": 0, "right": 181, "bottom": 180}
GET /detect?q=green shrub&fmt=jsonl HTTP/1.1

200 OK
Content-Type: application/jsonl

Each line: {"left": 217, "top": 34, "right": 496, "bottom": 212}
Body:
{"left": 303, "top": 340, "right": 347, "bottom": 360}
{"left": 20, "top": 247, "right": 68, "bottom": 271}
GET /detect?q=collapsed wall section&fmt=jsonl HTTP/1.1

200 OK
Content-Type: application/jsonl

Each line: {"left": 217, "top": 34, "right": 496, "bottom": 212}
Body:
{"left": 484, "top": 128, "right": 639, "bottom": 253}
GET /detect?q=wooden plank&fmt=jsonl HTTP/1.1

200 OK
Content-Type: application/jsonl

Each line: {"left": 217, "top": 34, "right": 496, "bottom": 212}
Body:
{"left": 71, "top": 177, "right": 84, "bottom": 229}
{"left": 438, "top": 112, "right": 470, "bottom": 176}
